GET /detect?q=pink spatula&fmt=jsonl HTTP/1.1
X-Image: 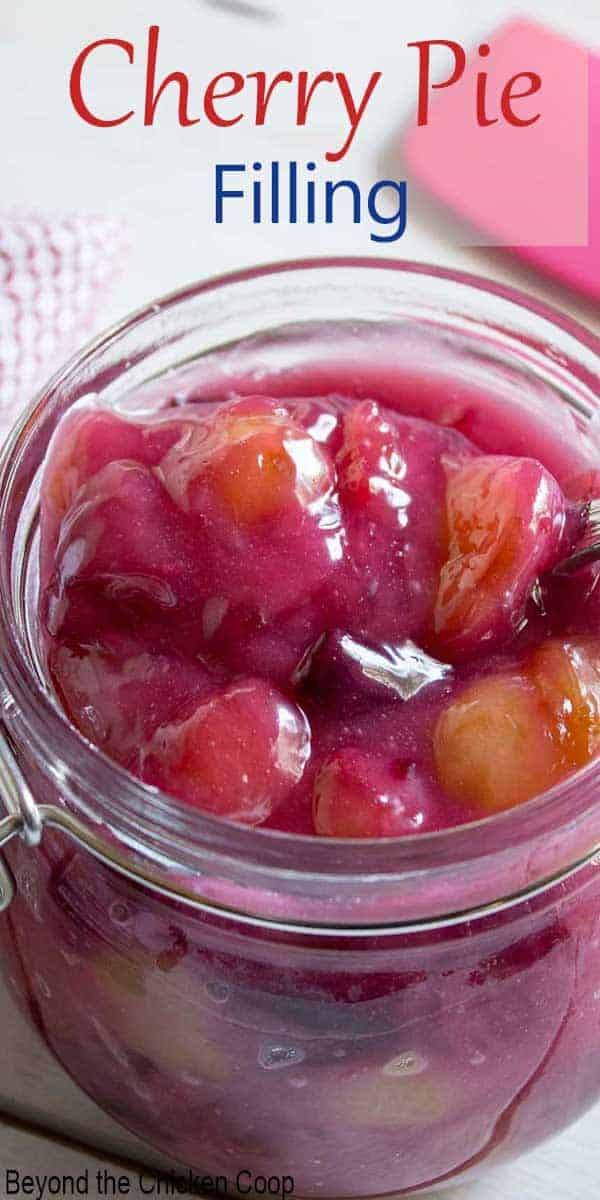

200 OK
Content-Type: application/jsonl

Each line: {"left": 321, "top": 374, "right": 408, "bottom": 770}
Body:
{"left": 405, "top": 19, "right": 599, "bottom": 302}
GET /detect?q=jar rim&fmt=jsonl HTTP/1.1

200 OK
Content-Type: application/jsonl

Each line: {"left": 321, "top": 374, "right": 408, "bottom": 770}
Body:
{"left": 1, "top": 256, "right": 600, "bottom": 920}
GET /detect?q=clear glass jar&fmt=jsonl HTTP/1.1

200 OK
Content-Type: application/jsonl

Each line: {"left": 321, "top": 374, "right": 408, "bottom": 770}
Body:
{"left": 1, "top": 260, "right": 600, "bottom": 1197}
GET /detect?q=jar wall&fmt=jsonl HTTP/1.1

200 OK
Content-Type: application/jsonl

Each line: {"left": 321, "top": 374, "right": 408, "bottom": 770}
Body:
{"left": 1, "top": 263, "right": 600, "bottom": 1196}
{"left": 2, "top": 830, "right": 600, "bottom": 1197}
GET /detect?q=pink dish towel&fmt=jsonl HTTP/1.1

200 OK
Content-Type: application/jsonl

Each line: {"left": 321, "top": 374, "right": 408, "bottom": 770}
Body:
{"left": 0, "top": 212, "right": 129, "bottom": 437}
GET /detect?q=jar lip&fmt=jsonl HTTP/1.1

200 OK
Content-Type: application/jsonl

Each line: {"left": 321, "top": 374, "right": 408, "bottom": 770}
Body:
{"left": 1, "top": 255, "right": 600, "bottom": 891}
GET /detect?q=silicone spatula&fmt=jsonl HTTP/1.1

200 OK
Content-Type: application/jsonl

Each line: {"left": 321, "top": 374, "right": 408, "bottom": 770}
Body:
{"left": 404, "top": 19, "right": 599, "bottom": 302}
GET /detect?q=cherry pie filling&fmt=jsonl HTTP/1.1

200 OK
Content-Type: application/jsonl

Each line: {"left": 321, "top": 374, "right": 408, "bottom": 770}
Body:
{"left": 39, "top": 387, "right": 600, "bottom": 835}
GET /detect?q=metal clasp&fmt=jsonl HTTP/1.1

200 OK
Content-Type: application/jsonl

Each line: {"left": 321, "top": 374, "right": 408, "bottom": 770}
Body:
{"left": 0, "top": 814, "right": 19, "bottom": 910}
{"left": 0, "top": 725, "right": 45, "bottom": 910}
{"left": 3, "top": 719, "right": 600, "bottom": 935}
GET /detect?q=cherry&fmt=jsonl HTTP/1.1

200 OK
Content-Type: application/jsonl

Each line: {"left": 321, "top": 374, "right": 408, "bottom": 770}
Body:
{"left": 337, "top": 1068, "right": 450, "bottom": 1127}
{"left": 433, "top": 673, "right": 560, "bottom": 814}
{"left": 41, "top": 403, "right": 187, "bottom": 538}
{"left": 435, "top": 639, "right": 600, "bottom": 815}
{"left": 215, "top": 431, "right": 297, "bottom": 524}
{"left": 42, "top": 460, "right": 200, "bottom": 642}
{"left": 85, "top": 946, "right": 232, "bottom": 1082}
{"left": 530, "top": 638, "right": 600, "bottom": 770}
{"left": 434, "top": 455, "right": 566, "bottom": 659}
{"left": 205, "top": 591, "right": 343, "bottom": 688}
{"left": 158, "top": 396, "right": 334, "bottom": 521}
{"left": 156, "top": 397, "right": 343, "bottom": 618}
{"left": 336, "top": 401, "right": 475, "bottom": 642}
{"left": 40, "top": 406, "right": 150, "bottom": 589}
{"left": 144, "top": 678, "right": 311, "bottom": 824}
{"left": 49, "top": 633, "right": 217, "bottom": 768}
{"left": 42, "top": 405, "right": 148, "bottom": 522}
{"left": 313, "top": 749, "right": 444, "bottom": 837}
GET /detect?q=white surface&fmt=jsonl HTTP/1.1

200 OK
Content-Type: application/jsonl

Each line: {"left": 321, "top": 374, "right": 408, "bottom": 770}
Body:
{"left": 0, "top": 2, "right": 599, "bottom": 1196}
{"left": 1, "top": 0, "right": 599, "bottom": 334}
{"left": 0, "top": 1108, "right": 598, "bottom": 1200}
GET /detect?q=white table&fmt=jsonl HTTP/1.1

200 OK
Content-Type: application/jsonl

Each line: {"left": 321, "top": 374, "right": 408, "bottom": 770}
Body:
{"left": 0, "top": 1106, "right": 598, "bottom": 1200}
{"left": 0, "top": 0, "right": 599, "bottom": 1195}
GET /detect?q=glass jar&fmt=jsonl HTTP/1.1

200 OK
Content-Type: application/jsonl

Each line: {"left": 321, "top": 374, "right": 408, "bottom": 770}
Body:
{"left": 1, "top": 260, "right": 600, "bottom": 1197}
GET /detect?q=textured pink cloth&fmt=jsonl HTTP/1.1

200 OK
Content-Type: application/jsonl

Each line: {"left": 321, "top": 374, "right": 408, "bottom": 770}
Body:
{"left": 0, "top": 212, "right": 128, "bottom": 435}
